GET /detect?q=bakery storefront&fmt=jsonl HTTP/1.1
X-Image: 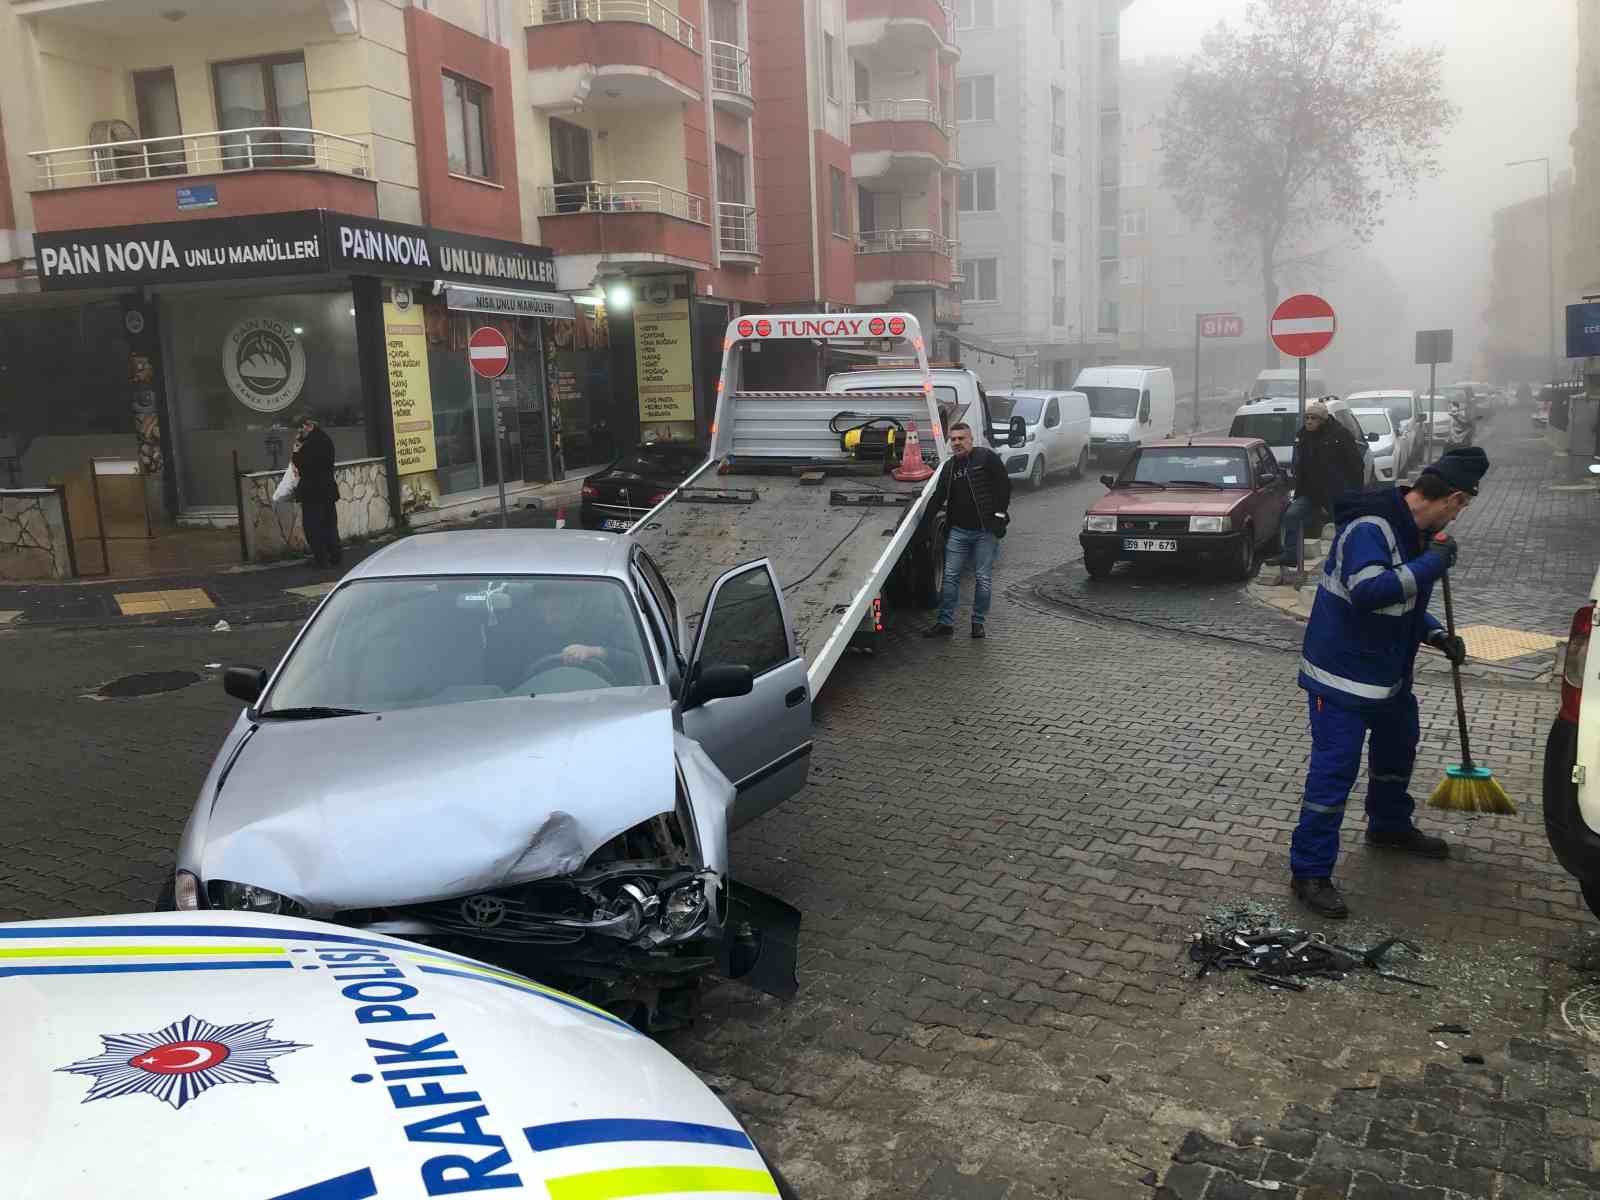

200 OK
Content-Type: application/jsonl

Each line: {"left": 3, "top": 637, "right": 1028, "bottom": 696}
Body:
{"left": 26, "top": 210, "right": 574, "bottom": 543}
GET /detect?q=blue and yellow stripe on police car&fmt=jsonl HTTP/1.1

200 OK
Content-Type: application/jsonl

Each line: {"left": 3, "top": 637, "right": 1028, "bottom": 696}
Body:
{"left": 0, "top": 942, "right": 290, "bottom": 977}
{"left": 526, "top": 1119, "right": 779, "bottom": 1199}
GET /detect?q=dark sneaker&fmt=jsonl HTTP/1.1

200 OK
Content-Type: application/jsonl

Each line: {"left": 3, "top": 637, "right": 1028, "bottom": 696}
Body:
{"left": 1292, "top": 876, "right": 1349, "bottom": 920}
{"left": 922, "top": 623, "right": 954, "bottom": 638}
{"left": 1365, "top": 827, "right": 1450, "bottom": 859}
{"left": 971, "top": 623, "right": 987, "bottom": 639}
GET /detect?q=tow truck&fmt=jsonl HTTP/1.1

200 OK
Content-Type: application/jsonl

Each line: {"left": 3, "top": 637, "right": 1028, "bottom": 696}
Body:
{"left": 631, "top": 312, "right": 1023, "bottom": 694}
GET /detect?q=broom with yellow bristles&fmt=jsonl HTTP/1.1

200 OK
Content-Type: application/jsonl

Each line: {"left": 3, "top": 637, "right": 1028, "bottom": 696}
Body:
{"left": 1427, "top": 557, "right": 1516, "bottom": 815}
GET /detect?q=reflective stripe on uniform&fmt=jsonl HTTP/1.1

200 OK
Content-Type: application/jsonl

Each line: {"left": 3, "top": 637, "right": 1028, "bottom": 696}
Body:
{"left": 1299, "top": 656, "right": 1405, "bottom": 701}
{"left": 1372, "top": 772, "right": 1410, "bottom": 784}
{"left": 1349, "top": 564, "right": 1388, "bottom": 588}
{"left": 1300, "top": 799, "right": 1344, "bottom": 814}
{"left": 1396, "top": 563, "right": 1418, "bottom": 598}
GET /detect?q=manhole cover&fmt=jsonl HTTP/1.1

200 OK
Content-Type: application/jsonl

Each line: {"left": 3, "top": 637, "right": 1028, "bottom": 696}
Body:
{"left": 1560, "top": 984, "right": 1600, "bottom": 1042}
{"left": 96, "top": 670, "right": 203, "bottom": 699}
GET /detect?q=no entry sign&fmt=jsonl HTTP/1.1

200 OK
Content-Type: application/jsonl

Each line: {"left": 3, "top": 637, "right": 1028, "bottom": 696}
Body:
{"left": 468, "top": 325, "right": 510, "bottom": 379}
{"left": 1269, "top": 293, "right": 1336, "bottom": 358}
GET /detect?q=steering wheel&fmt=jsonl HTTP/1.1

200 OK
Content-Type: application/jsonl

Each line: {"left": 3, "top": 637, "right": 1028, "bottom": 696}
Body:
{"left": 524, "top": 652, "right": 617, "bottom": 685}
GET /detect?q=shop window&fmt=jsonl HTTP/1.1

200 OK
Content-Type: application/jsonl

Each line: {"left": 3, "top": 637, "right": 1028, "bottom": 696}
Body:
{"left": 443, "top": 72, "right": 494, "bottom": 181}
{"left": 213, "top": 55, "right": 312, "bottom": 167}
{"left": 164, "top": 288, "right": 366, "bottom": 509}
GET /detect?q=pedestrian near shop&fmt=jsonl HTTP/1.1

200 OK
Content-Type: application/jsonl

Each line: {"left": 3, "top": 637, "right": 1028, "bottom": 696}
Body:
{"left": 1269, "top": 400, "right": 1365, "bottom": 572}
{"left": 291, "top": 413, "right": 342, "bottom": 568}
{"left": 1288, "top": 447, "right": 1489, "bottom": 919}
{"left": 922, "top": 422, "right": 1011, "bottom": 639}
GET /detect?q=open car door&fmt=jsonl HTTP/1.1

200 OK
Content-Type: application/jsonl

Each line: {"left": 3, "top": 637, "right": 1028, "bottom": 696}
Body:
{"left": 681, "top": 559, "right": 813, "bottom": 829}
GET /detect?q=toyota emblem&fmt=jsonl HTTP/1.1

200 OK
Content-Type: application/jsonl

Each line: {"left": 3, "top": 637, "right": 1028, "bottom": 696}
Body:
{"left": 460, "top": 895, "right": 507, "bottom": 928}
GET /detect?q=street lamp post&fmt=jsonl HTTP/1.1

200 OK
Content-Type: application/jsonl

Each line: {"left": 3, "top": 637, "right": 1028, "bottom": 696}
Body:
{"left": 1507, "top": 156, "right": 1556, "bottom": 384}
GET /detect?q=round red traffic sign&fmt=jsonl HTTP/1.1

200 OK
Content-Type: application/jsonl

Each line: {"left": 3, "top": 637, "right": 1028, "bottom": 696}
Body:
{"left": 1269, "top": 293, "right": 1336, "bottom": 359}
{"left": 468, "top": 325, "right": 510, "bottom": 379}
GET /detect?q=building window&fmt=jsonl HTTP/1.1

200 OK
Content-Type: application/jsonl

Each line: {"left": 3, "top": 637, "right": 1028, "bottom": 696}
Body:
{"left": 830, "top": 167, "right": 849, "bottom": 236}
{"left": 1051, "top": 86, "right": 1066, "bottom": 155}
{"left": 213, "top": 54, "right": 312, "bottom": 166}
{"left": 1052, "top": 259, "right": 1067, "bottom": 326}
{"left": 1052, "top": 173, "right": 1067, "bottom": 241}
{"left": 957, "top": 76, "right": 995, "bottom": 122}
{"left": 959, "top": 258, "right": 998, "bottom": 302}
{"left": 855, "top": 60, "right": 870, "bottom": 105}
{"left": 1120, "top": 160, "right": 1146, "bottom": 188}
{"left": 955, "top": 0, "right": 995, "bottom": 29}
{"left": 824, "top": 32, "right": 839, "bottom": 101}
{"left": 548, "top": 117, "right": 592, "bottom": 212}
{"left": 1120, "top": 257, "right": 1142, "bottom": 285}
{"left": 958, "top": 167, "right": 996, "bottom": 212}
{"left": 443, "top": 73, "right": 493, "bottom": 180}
{"left": 1121, "top": 210, "right": 1146, "bottom": 236}
{"left": 1165, "top": 256, "right": 1186, "bottom": 284}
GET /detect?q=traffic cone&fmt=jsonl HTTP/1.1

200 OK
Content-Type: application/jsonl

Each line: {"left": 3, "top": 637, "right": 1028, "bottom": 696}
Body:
{"left": 555, "top": 505, "right": 567, "bottom": 530}
{"left": 892, "top": 421, "right": 934, "bottom": 482}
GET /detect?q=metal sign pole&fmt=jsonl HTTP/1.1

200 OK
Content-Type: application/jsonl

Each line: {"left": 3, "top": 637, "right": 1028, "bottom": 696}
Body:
{"left": 1193, "top": 313, "right": 1202, "bottom": 431}
{"left": 1427, "top": 359, "right": 1437, "bottom": 465}
{"left": 1296, "top": 356, "right": 1307, "bottom": 579}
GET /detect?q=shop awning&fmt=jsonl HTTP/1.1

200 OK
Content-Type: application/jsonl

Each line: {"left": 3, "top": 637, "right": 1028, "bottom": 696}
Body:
{"left": 440, "top": 283, "right": 575, "bottom": 320}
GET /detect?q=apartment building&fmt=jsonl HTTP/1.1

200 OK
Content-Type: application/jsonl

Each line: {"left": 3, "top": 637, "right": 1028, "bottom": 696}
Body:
{"left": 952, "top": 0, "right": 1128, "bottom": 392}
{"left": 0, "top": 0, "right": 963, "bottom": 574}
{"left": 1486, "top": 171, "right": 1575, "bottom": 384}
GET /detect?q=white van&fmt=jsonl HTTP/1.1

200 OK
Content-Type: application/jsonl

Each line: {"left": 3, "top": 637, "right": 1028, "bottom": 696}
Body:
{"left": 1253, "top": 367, "right": 1330, "bottom": 401}
{"left": 1073, "top": 365, "right": 1176, "bottom": 462}
{"left": 1229, "top": 395, "right": 1375, "bottom": 485}
{"left": 991, "top": 389, "right": 1093, "bottom": 488}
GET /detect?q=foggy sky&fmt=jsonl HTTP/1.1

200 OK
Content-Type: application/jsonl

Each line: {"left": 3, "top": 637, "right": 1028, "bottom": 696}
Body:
{"left": 1120, "top": 0, "right": 1579, "bottom": 380}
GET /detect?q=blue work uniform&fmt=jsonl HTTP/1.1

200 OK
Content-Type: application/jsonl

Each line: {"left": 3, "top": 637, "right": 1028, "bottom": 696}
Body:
{"left": 1289, "top": 487, "right": 1448, "bottom": 878}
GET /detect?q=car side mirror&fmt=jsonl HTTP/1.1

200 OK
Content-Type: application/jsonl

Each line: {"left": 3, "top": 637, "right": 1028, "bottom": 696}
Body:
{"left": 683, "top": 663, "right": 754, "bottom": 711}
{"left": 1099, "top": 473, "right": 1116, "bottom": 488}
{"left": 1366, "top": 432, "right": 1380, "bottom": 442}
{"left": 1008, "top": 416, "right": 1027, "bottom": 447}
{"left": 224, "top": 666, "right": 268, "bottom": 705}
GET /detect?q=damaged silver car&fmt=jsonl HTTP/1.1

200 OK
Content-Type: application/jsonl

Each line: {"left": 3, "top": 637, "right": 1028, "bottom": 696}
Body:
{"left": 166, "top": 530, "right": 813, "bottom": 1028}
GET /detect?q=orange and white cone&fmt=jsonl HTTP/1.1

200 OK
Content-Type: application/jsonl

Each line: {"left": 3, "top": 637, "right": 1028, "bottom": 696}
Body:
{"left": 892, "top": 420, "right": 934, "bottom": 482}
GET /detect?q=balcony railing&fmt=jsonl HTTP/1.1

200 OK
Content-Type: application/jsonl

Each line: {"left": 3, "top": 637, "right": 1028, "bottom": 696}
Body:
{"left": 717, "top": 202, "right": 758, "bottom": 255}
{"left": 853, "top": 98, "right": 946, "bottom": 127}
{"left": 857, "top": 227, "right": 957, "bottom": 257}
{"left": 536, "top": 0, "right": 698, "bottom": 51}
{"left": 29, "top": 127, "right": 369, "bottom": 189}
{"left": 539, "top": 179, "right": 708, "bottom": 223}
{"left": 709, "top": 40, "right": 752, "bottom": 95}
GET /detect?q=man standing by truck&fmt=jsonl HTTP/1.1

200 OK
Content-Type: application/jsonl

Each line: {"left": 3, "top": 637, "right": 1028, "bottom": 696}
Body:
{"left": 923, "top": 422, "right": 1011, "bottom": 639}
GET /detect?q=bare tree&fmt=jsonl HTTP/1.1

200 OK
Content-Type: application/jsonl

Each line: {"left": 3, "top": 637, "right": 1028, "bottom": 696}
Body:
{"left": 1157, "top": 0, "right": 1455, "bottom": 365}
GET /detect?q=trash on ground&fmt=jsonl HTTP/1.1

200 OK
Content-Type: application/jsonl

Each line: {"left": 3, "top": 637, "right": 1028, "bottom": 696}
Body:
{"left": 1188, "top": 918, "right": 1435, "bottom": 990}
{"left": 212, "top": 620, "right": 231, "bottom": 632}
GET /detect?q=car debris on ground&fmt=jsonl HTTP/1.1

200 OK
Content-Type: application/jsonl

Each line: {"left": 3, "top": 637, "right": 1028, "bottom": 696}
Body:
{"left": 1187, "top": 913, "right": 1436, "bottom": 991}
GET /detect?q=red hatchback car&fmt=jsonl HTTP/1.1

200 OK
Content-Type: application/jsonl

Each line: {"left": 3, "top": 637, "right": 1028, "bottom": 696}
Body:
{"left": 1079, "top": 437, "right": 1290, "bottom": 579}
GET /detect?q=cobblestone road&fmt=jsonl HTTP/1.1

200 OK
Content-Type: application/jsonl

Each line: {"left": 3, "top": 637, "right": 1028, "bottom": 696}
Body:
{"left": 1, "top": 417, "right": 1597, "bottom": 1198}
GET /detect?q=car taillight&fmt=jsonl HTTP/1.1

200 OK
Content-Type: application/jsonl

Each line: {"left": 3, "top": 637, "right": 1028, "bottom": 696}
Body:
{"left": 648, "top": 492, "right": 670, "bottom": 504}
{"left": 1560, "top": 603, "right": 1593, "bottom": 723}
{"left": 581, "top": 484, "right": 600, "bottom": 499}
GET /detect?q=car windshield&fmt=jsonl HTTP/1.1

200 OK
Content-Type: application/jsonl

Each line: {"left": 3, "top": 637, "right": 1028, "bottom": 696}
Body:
{"left": 609, "top": 445, "right": 703, "bottom": 478}
{"left": 998, "top": 395, "right": 1045, "bottom": 423}
{"left": 1255, "top": 378, "right": 1303, "bottom": 398}
{"left": 262, "top": 576, "right": 654, "bottom": 715}
{"left": 1080, "top": 386, "right": 1139, "bottom": 418}
{"left": 1228, "top": 412, "right": 1300, "bottom": 446}
{"left": 1356, "top": 412, "right": 1392, "bottom": 438}
{"left": 1122, "top": 449, "right": 1251, "bottom": 487}
{"left": 1372, "top": 397, "right": 1413, "bottom": 426}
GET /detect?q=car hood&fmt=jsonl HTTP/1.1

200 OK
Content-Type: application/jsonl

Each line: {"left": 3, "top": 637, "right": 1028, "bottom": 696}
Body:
{"left": 199, "top": 687, "right": 681, "bottom": 909}
{"left": 1090, "top": 488, "right": 1249, "bottom": 516}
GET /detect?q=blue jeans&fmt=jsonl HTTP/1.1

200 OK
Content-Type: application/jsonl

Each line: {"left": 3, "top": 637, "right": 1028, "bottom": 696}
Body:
{"left": 937, "top": 527, "right": 999, "bottom": 627}
{"left": 1276, "top": 496, "right": 1323, "bottom": 563}
{"left": 1289, "top": 692, "right": 1419, "bottom": 878}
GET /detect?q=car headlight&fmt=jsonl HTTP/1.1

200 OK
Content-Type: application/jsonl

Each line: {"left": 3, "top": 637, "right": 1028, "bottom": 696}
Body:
{"left": 1027, "top": 430, "right": 1038, "bottom": 443}
{"left": 1103, "top": 433, "right": 1131, "bottom": 443}
{"left": 1084, "top": 514, "right": 1118, "bottom": 533}
{"left": 1188, "top": 516, "right": 1232, "bottom": 533}
{"left": 211, "top": 880, "right": 299, "bottom": 915}
{"left": 174, "top": 869, "right": 201, "bottom": 911}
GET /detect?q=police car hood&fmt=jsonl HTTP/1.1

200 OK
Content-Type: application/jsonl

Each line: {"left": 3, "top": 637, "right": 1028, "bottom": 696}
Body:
{"left": 199, "top": 688, "right": 681, "bottom": 910}
{"left": 0, "top": 912, "right": 776, "bottom": 1200}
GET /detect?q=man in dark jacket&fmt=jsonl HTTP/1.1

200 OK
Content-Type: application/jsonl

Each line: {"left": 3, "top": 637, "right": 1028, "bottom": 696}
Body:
{"left": 923, "top": 422, "right": 1011, "bottom": 639}
{"left": 291, "top": 413, "right": 341, "bottom": 567}
{"left": 1269, "top": 400, "right": 1365, "bottom": 570}
{"left": 1288, "top": 447, "right": 1489, "bottom": 919}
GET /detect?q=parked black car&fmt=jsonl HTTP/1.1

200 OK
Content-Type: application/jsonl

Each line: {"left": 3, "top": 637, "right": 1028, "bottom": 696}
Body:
{"left": 580, "top": 442, "right": 707, "bottom": 531}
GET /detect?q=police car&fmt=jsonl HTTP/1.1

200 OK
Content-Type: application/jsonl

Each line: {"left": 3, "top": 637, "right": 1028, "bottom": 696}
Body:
{"left": 0, "top": 911, "right": 797, "bottom": 1198}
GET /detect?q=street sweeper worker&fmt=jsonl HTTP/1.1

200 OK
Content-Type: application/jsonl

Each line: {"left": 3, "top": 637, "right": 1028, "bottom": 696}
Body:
{"left": 1288, "top": 446, "right": 1490, "bottom": 919}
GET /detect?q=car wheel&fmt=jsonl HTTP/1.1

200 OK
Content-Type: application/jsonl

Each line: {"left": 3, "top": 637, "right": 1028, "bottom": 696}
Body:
{"left": 922, "top": 519, "right": 948, "bottom": 608}
{"left": 1073, "top": 445, "right": 1089, "bottom": 478}
{"left": 1582, "top": 878, "right": 1600, "bottom": 922}
{"left": 1228, "top": 527, "right": 1258, "bottom": 581}
{"left": 1085, "top": 551, "right": 1116, "bottom": 579}
{"left": 1029, "top": 456, "right": 1045, "bottom": 490}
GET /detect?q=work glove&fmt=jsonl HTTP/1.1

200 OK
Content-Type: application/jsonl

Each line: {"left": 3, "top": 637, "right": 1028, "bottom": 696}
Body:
{"left": 1424, "top": 531, "right": 1458, "bottom": 572}
{"left": 1427, "top": 629, "right": 1467, "bottom": 666}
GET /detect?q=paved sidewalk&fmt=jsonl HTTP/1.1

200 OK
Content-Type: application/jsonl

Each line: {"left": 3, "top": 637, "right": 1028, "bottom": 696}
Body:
{"left": 0, "top": 495, "right": 561, "bottom": 629}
